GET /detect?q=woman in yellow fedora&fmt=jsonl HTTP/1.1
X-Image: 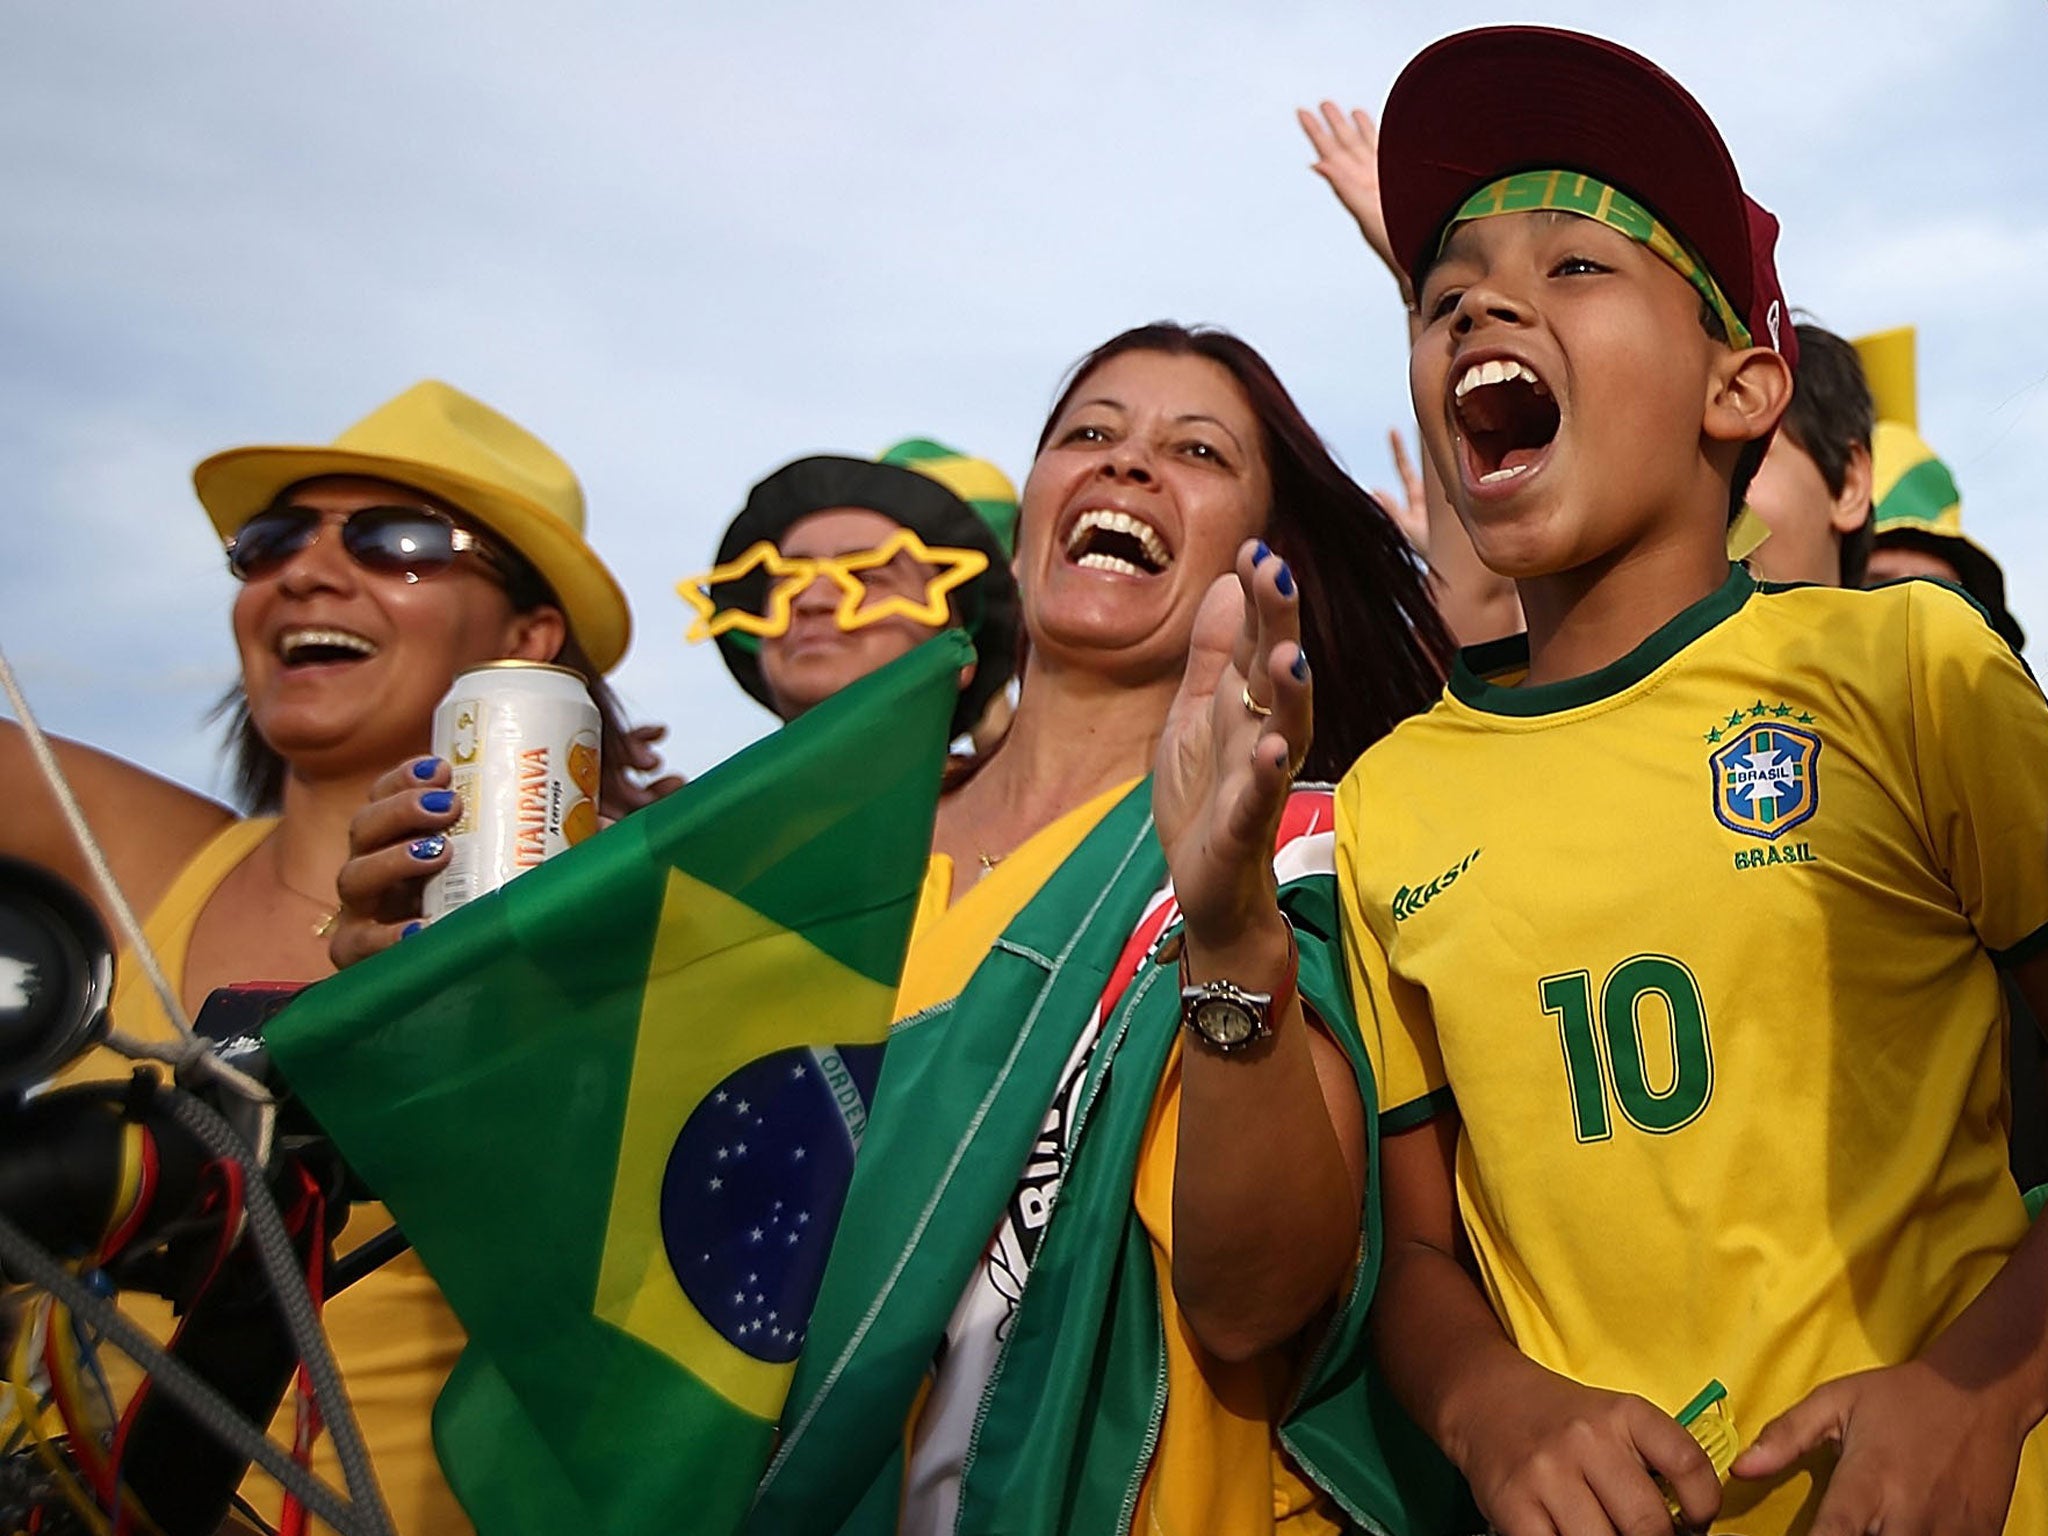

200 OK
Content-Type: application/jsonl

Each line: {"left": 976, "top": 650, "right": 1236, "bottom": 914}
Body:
{"left": 2, "top": 378, "right": 666, "bottom": 1534}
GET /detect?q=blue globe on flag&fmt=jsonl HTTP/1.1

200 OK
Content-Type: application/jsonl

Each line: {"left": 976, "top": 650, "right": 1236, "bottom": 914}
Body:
{"left": 659, "top": 1042, "right": 883, "bottom": 1362}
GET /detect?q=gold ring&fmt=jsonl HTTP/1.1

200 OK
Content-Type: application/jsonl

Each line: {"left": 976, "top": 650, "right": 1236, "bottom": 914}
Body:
{"left": 1241, "top": 684, "right": 1274, "bottom": 719}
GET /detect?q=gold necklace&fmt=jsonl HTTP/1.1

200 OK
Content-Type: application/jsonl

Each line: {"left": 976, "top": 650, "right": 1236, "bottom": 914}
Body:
{"left": 976, "top": 849, "right": 1005, "bottom": 872}
{"left": 272, "top": 844, "right": 340, "bottom": 939}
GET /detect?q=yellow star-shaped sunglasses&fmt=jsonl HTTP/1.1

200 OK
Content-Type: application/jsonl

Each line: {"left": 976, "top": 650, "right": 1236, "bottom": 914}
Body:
{"left": 677, "top": 529, "right": 991, "bottom": 644}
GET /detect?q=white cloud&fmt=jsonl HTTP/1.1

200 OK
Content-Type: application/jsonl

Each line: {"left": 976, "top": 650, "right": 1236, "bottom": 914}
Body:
{"left": 3, "top": 0, "right": 2045, "bottom": 791}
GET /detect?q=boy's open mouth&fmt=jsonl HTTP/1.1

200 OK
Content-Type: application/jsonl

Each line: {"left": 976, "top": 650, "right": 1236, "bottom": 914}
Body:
{"left": 1453, "top": 357, "right": 1561, "bottom": 487}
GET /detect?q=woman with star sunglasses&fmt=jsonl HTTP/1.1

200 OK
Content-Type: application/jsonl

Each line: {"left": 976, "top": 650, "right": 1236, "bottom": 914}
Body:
{"left": 0, "top": 379, "right": 671, "bottom": 1536}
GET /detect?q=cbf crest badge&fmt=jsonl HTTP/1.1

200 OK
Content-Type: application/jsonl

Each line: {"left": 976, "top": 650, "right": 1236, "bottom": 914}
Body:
{"left": 1710, "top": 723, "right": 1821, "bottom": 839}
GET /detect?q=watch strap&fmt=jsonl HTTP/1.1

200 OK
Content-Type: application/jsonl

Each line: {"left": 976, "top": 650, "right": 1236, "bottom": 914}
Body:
{"left": 1177, "top": 916, "right": 1299, "bottom": 1050}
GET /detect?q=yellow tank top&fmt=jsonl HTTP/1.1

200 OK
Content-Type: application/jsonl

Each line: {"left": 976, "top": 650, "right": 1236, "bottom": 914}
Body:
{"left": 107, "top": 816, "right": 279, "bottom": 1041}
{"left": 87, "top": 817, "right": 472, "bottom": 1536}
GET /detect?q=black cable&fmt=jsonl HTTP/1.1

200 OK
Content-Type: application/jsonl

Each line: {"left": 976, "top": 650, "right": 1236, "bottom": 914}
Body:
{"left": 227, "top": 1491, "right": 283, "bottom": 1536}
{"left": 327, "top": 1228, "right": 410, "bottom": 1297}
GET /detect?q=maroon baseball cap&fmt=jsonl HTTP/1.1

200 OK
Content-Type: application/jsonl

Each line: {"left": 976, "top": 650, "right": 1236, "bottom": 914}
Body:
{"left": 1380, "top": 27, "right": 1796, "bottom": 368}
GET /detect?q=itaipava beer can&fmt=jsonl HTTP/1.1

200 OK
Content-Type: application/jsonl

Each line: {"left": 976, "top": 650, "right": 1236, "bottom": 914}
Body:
{"left": 423, "top": 661, "right": 601, "bottom": 919}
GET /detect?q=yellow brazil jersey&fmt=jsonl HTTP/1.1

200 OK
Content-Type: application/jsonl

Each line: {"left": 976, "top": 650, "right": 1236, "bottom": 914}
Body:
{"left": 1336, "top": 566, "right": 2048, "bottom": 1536}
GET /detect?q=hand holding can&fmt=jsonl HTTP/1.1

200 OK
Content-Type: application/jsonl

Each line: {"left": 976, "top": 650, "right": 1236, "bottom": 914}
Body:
{"left": 424, "top": 661, "right": 601, "bottom": 920}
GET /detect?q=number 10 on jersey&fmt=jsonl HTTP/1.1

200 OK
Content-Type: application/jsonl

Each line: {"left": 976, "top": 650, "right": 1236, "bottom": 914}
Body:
{"left": 1541, "top": 954, "right": 1716, "bottom": 1142}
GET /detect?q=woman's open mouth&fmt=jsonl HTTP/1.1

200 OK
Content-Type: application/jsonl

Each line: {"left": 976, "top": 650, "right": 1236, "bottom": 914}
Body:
{"left": 275, "top": 626, "right": 380, "bottom": 671}
{"left": 1063, "top": 509, "right": 1173, "bottom": 579}
{"left": 1453, "top": 356, "right": 1560, "bottom": 493}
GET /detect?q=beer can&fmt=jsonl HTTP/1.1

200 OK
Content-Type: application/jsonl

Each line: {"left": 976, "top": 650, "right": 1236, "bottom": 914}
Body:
{"left": 423, "top": 661, "right": 601, "bottom": 920}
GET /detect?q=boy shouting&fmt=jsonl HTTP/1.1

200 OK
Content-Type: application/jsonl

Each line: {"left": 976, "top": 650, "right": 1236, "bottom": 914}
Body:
{"left": 1337, "top": 27, "right": 2048, "bottom": 1535}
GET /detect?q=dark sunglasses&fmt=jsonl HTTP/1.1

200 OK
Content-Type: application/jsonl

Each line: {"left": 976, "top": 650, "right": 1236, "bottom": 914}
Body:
{"left": 225, "top": 504, "right": 508, "bottom": 585}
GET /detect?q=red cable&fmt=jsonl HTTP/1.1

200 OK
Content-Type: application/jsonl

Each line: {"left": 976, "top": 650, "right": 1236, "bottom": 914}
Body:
{"left": 97, "top": 1131, "right": 162, "bottom": 1266}
{"left": 276, "top": 1166, "right": 328, "bottom": 1536}
{"left": 108, "top": 1158, "right": 246, "bottom": 1536}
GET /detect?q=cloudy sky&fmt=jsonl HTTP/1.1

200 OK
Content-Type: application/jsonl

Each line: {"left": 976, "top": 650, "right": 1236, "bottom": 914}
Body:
{"left": 4, "top": 1, "right": 2045, "bottom": 800}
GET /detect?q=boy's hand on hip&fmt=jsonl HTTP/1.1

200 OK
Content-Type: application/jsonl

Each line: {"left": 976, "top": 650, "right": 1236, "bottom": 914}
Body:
{"left": 1732, "top": 1358, "right": 2026, "bottom": 1535}
{"left": 1454, "top": 1367, "right": 1719, "bottom": 1535}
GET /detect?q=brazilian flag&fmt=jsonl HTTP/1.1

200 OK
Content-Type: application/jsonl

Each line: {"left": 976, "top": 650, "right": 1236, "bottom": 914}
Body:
{"left": 264, "top": 633, "right": 968, "bottom": 1536}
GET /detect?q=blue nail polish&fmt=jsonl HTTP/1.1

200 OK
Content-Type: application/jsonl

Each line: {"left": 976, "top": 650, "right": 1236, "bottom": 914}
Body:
{"left": 401, "top": 921, "right": 424, "bottom": 939}
{"left": 421, "top": 789, "right": 455, "bottom": 814}
{"left": 1275, "top": 562, "right": 1295, "bottom": 598}
{"left": 409, "top": 835, "right": 447, "bottom": 860}
{"left": 1292, "top": 650, "right": 1310, "bottom": 681}
{"left": 412, "top": 757, "right": 441, "bottom": 780}
{"left": 1253, "top": 540, "right": 1271, "bottom": 564}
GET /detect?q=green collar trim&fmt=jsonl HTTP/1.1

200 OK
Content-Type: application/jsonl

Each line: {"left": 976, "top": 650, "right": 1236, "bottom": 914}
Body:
{"left": 1450, "top": 564, "right": 1756, "bottom": 717}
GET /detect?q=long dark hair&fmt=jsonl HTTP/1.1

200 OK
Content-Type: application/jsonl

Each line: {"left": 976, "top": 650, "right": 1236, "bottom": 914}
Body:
{"left": 1037, "top": 322, "right": 1452, "bottom": 781}
{"left": 215, "top": 534, "right": 634, "bottom": 815}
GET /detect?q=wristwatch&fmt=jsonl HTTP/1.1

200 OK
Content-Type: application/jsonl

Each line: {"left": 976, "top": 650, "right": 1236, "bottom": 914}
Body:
{"left": 1178, "top": 920, "right": 1299, "bottom": 1054}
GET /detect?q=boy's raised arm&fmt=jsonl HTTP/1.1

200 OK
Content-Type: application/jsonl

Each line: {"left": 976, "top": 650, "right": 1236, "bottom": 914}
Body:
{"left": 1374, "top": 1114, "right": 1722, "bottom": 1535}
{"left": 1295, "top": 100, "right": 1524, "bottom": 651}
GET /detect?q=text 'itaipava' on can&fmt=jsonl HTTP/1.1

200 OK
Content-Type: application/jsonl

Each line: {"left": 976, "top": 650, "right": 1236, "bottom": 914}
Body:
{"left": 422, "top": 660, "right": 601, "bottom": 920}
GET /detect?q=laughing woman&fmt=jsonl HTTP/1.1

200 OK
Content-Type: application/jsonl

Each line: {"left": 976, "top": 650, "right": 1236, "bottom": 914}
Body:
{"left": 748, "top": 324, "right": 1467, "bottom": 1535}
{"left": 1, "top": 380, "right": 662, "bottom": 1535}
{"left": 322, "top": 330, "right": 1467, "bottom": 1533}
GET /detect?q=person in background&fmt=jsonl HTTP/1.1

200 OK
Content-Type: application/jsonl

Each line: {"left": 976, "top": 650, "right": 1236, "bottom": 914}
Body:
{"left": 1859, "top": 326, "right": 2027, "bottom": 649}
{"left": 3, "top": 379, "right": 666, "bottom": 1535}
{"left": 684, "top": 438, "right": 1022, "bottom": 749}
{"left": 1741, "top": 322, "right": 1875, "bottom": 588}
{"left": 1299, "top": 98, "right": 1524, "bottom": 649}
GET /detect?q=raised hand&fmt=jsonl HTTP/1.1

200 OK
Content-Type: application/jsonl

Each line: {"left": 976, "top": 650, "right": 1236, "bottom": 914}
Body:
{"left": 1297, "top": 100, "right": 1406, "bottom": 293}
{"left": 1152, "top": 541, "right": 1366, "bottom": 1363}
{"left": 1373, "top": 428, "right": 1430, "bottom": 558}
{"left": 329, "top": 756, "right": 459, "bottom": 969}
{"left": 602, "top": 722, "right": 686, "bottom": 819}
{"left": 1153, "top": 540, "right": 1310, "bottom": 947}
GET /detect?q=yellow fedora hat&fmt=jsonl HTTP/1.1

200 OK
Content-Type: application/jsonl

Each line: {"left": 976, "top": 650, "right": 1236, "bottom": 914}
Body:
{"left": 193, "top": 380, "right": 631, "bottom": 672}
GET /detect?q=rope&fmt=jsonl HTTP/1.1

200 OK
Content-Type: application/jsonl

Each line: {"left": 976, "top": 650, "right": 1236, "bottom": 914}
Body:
{"left": 0, "top": 651, "right": 209, "bottom": 1081}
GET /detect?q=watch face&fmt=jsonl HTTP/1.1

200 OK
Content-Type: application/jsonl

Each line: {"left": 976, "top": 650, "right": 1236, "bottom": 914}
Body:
{"left": 1192, "top": 998, "right": 1259, "bottom": 1048}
